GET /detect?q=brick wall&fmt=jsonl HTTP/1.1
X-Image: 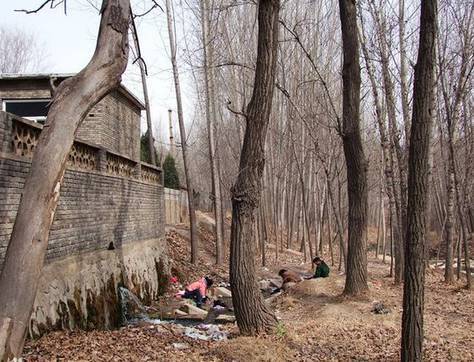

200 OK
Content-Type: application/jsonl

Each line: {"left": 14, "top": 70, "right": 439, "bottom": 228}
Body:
{"left": 0, "top": 112, "right": 163, "bottom": 270}
{"left": 0, "top": 77, "right": 142, "bottom": 161}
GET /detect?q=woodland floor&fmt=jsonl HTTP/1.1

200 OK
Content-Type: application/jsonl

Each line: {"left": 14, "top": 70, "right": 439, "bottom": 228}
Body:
{"left": 24, "top": 224, "right": 474, "bottom": 361}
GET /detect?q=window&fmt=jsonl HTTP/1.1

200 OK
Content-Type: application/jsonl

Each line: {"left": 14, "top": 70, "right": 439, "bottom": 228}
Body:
{"left": 2, "top": 99, "right": 51, "bottom": 125}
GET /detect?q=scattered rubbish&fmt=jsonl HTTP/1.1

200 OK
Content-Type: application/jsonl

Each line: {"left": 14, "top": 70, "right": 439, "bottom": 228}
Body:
{"left": 260, "top": 278, "right": 283, "bottom": 298}
{"left": 371, "top": 301, "right": 391, "bottom": 315}
{"left": 204, "top": 300, "right": 235, "bottom": 324}
{"left": 184, "top": 324, "right": 228, "bottom": 341}
{"left": 216, "top": 281, "right": 231, "bottom": 288}
{"left": 184, "top": 327, "right": 208, "bottom": 341}
{"left": 172, "top": 342, "right": 189, "bottom": 350}
{"left": 147, "top": 319, "right": 169, "bottom": 325}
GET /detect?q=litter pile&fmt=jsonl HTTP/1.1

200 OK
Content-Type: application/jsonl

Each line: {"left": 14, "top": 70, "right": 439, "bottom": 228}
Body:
{"left": 119, "top": 280, "right": 235, "bottom": 345}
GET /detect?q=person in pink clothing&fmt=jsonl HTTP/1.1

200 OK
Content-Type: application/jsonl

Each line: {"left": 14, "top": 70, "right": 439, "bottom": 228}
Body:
{"left": 183, "top": 276, "right": 213, "bottom": 308}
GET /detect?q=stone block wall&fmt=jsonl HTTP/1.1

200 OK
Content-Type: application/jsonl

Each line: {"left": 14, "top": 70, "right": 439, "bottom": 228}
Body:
{"left": 0, "top": 112, "right": 166, "bottom": 336}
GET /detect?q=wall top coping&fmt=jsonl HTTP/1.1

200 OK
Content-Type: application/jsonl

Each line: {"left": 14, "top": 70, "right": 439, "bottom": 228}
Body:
{"left": 0, "top": 73, "right": 145, "bottom": 111}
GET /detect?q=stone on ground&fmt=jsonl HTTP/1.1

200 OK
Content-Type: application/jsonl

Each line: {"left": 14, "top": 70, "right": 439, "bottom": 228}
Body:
{"left": 212, "top": 287, "right": 232, "bottom": 298}
{"left": 179, "top": 303, "right": 208, "bottom": 317}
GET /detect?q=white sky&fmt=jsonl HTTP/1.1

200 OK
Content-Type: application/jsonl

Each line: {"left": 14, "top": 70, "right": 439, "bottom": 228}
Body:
{"left": 0, "top": 0, "right": 200, "bottom": 144}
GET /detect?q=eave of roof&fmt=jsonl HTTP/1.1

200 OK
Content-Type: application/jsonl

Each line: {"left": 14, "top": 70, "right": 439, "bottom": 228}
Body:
{"left": 0, "top": 73, "right": 146, "bottom": 110}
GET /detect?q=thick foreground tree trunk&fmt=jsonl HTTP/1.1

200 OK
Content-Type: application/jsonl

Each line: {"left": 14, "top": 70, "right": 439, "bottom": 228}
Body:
{"left": 339, "top": 0, "right": 369, "bottom": 296}
{"left": 165, "top": 0, "right": 199, "bottom": 264}
{"left": 230, "top": 0, "right": 279, "bottom": 335}
{"left": 0, "top": 1, "right": 130, "bottom": 359}
{"left": 401, "top": 1, "right": 438, "bottom": 361}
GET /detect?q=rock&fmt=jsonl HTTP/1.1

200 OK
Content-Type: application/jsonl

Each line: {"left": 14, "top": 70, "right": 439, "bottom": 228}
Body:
{"left": 371, "top": 302, "right": 391, "bottom": 314}
{"left": 282, "top": 282, "right": 296, "bottom": 291}
{"left": 196, "top": 211, "right": 215, "bottom": 232}
{"left": 213, "top": 287, "right": 232, "bottom": 298}
{"left": 173, "top": 309, "right": 188, "bottom": 317}
{"left": 269, "top": 278, "right": 283, "bottom": 288}
{"left": 179, "top": 303, "right": 208, "bottom": 316}
{"left": 259, "top": 280, "right": 272, "bottom": 290}
{"left": 215, "top": 314, "right": 236, "bottom": 323}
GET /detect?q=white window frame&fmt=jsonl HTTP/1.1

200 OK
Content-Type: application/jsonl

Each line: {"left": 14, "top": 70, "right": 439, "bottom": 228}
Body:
{"left": 2, "top": 98, "right": 51, "bottom": 124}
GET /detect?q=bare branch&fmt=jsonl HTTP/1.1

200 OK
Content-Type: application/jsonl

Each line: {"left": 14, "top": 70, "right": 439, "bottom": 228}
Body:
{"left": 15, "top": 0, "right": 55, "bottom": 14}
{"left": 214, "top": 61, "right": 254, "bottom": 71}
{"left": 226, "top": 100, "right": 246, "bottom": 118}
{"left": 130, "top": 9, "right": 148, "bottom": 75}
{"left": 133, "top": 0, "right": 164, "bottom": 18}
{"left": 279, "top": 19, "right": 342, "bottom": 132}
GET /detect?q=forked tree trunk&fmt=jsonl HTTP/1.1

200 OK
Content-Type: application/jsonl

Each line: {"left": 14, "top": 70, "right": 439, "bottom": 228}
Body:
{"left": 0, "top": 1, "right": 130, "bottom": 359}
{"left": 339, "top": 0, "right": 369, "bottom": 296}
{"left": 200, "top": 0, "right": 224, "bottom": 264}
{"left": 401, "top": 1, "right": 438, "bottom": 360}
{"left": 229, "top": 0, "right": 279, "bottom": 335}
{"left": 165, "top": 0, "right": 199, "bottom": 264}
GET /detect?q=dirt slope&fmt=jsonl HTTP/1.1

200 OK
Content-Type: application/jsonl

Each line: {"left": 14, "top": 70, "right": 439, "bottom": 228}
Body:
{"left": 24, "top": 227, "right": 473, "bottom": 361}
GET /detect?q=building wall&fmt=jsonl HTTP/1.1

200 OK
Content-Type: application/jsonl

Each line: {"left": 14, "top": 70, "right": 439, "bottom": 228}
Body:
{"left": 0, "top": 78, "right": 142, "bottom": 161}
{"left": 164, "top": 187, "right": 189, "bottom": 225}
{"left": 95, "top": 90, "right": 141, "bottom": 161}
{"left": 0, "top": 112, "right": 165, "bottom": 336}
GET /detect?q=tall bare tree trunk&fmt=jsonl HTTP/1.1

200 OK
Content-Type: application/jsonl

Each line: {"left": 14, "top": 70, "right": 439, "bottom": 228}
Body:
{"left": 339, "top": 0, "right": 368, "bottom": 296}
{"left": 368, "top": 2, "right": 407, "bottom": 284}
{"left": 131, "top": 16, "right": 156, "bottom": 166}
{"left": 401, "top": 1, "right": 438, "bottom": 360}
{"left": 444, "top": 160, "right": 455, "bottom": 283}
{"left": 200, "top": 0, "right": 224, "bottom": 264}
{"left": 0, "top": 1, "right": 130, "bottom": 359}
{"left": 399, "top": 0, "right": 412, "bottom": 142}
{"left": 165, "top": 0, "right": 199, "bottom": 264}
{"left": 229, "top": 0, "right": 279, "bottom": 335}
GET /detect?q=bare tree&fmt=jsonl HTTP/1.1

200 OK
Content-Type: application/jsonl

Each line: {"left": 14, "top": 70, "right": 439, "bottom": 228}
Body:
{"left": 130, "top": 17, "right": 156, "bottom": 166}
{"left": 338, "top": 0, "right": 369, "bottom": 296}
{"left": 401, "top": 0, "right": 438, "bottom": 360}
{"left": 230, "top": 0, "right": 279, "bottom": 335}
{"left": 0, "top": 0, "right": 130, "bottom": 359}
{"left": 0, "top": 26, "right": 49, "bottom": 73}
{"left": 200, "top": 0, "right": 225, "bottom": 264}
{"left": 165, "top": 0, "right": 199, "bottom": 264}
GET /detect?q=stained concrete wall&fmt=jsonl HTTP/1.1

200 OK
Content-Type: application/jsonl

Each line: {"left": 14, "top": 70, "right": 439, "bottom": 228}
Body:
{"left": 30, "top": 238, "right": 168, "bottom": 337}
{"left": 0, "top": 112, "right": 166, "bottom": 336}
